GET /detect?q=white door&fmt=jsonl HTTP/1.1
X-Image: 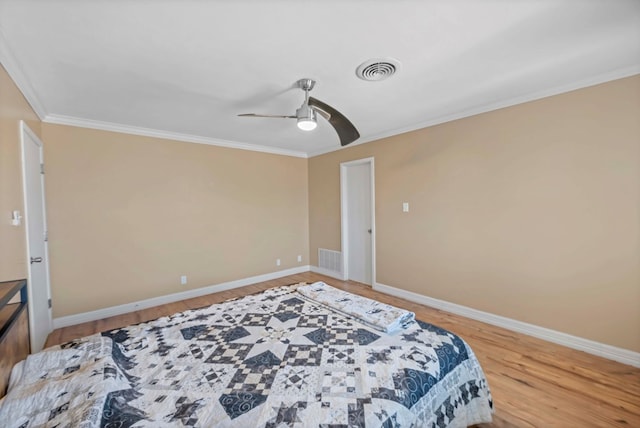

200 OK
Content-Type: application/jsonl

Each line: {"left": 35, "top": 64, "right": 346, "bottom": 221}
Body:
{"left": 341, "top": 158, "right": 375, "bottom": 285}
{"left": 21, "top": 121, "right": 53, "bottom": 353}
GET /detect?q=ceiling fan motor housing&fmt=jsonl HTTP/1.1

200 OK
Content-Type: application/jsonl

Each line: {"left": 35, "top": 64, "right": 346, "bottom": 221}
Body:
{"left": 296, "top": 104, "right": 317, "bottom": 130}
{"left": 298, "top": 78, "right": 316, "bottom": 91}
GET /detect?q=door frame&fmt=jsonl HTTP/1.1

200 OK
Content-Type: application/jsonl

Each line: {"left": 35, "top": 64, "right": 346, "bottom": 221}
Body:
{"left": 340, "top": 157, "right": 376, "bottom": 285}
{"left": 20, "top": 121, "right": 53, "bottom": 351}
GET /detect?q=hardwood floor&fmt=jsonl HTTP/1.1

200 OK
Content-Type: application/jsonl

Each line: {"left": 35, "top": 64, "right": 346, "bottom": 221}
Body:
{"left": 46, "top": 272, "right": 640, "bottom": 427}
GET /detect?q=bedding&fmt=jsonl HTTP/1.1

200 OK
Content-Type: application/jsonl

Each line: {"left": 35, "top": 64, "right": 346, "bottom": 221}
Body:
{"left": 0, "top": 284, "right": 493, "bottom": 427}
{"left": 297, "top": 282, "right": 415, "bottom": 334}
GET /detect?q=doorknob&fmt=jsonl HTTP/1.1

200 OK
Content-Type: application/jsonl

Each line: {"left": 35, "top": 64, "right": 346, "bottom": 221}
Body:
{"left": 367, "top": 229, "right": 372, "bottom": 234}
{"left": 30, "top": 257, "right": 43, "bottom": 264}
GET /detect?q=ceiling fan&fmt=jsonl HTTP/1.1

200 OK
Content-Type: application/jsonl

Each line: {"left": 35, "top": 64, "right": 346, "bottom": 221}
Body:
{"left": 238, "top": 78, "right": 360, "bottom": 146}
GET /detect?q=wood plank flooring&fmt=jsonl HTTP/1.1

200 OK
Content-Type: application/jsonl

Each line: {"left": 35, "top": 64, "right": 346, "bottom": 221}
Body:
{"left": 46, "top": 272, "right": 640, "bottom": 427}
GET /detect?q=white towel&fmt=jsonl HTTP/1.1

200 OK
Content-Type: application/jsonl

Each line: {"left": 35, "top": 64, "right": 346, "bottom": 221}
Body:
{"left": 297, "top": 281, "right": 415, "bottom": 334}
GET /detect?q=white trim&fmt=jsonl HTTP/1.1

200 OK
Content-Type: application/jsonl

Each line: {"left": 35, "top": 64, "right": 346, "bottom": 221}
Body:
{"left": 53, "top": 265, "right": 310, "bottom": 329}
{"left": 0, "top": 32, "right": 305, "bottom": 159}
{"left": 340, "top": 157, "right": 376, "bottom": 285}
{"left": 374, "top": 281, "right": 640, "bottom": 368}
{"left": 43, "top": 114, "right": 308, "bottom": 158}
{"left": 309, "top": 66, "right": 640, "bottom": 158}
{"left": 50, "top": 265, "right": 640, "bottom": 367}
{"left": 0, "top": 28, "right": 48, "bottom": 119}
{"left": 3, "top": 18, "right": 636, "bottom": 162}
{"left": 310, "top": 265, "right": 345, "bottom": 281}
{"left": 339, "top": 165, "right": 349, "bottom": 281}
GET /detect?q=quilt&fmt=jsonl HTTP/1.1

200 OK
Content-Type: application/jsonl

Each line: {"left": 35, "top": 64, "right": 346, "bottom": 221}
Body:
{"left": 0, "top": 284, "right": 493, "bottom": 427}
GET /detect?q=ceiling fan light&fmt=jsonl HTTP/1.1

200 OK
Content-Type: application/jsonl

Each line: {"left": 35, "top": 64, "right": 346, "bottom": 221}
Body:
{"left": 296, "top": 104, "right": 317, "bottom": 131}
{"left": 297, "top": 117, "right": 317, "bottom": 131}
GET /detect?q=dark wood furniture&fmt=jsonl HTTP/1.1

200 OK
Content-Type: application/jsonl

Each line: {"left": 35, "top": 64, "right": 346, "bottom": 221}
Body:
{"left": 0, "top": 279, "right": 29, "bottom": 397}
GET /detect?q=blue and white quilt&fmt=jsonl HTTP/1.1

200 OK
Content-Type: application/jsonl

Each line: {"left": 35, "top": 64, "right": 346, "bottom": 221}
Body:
{"left": 0, "top": 284, "right": 493, "bottom": 427}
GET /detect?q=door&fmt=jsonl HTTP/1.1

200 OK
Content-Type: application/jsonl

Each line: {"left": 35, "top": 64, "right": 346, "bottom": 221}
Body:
{"left": 341, "top": 158, "right": 375, "bottom": 285}
{"left": 21, "top": 121, "right": 53, "bottom": 352}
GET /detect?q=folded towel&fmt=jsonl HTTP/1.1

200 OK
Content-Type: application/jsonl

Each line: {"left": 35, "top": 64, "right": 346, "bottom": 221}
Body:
{"left": 297, "top": 281, "right": 415, "bottom": 334}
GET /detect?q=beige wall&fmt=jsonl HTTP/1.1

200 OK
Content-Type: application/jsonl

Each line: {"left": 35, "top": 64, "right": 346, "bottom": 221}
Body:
{"left": 42, "top": 124, "right": 309, "bottom": 317}
{"left": 0, "top": 64, "right": 41, "bottom": 282}
{"left": 309, "top": 76, "right": 640, "bottom": 352}
{"left": 3, "top": 59, "right": 638, "bottom": 353}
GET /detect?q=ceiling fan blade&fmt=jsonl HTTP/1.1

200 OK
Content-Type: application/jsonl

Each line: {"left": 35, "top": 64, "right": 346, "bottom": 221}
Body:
{"left": 309, "top": 97, "right": 360, "bottom": 146}
{"left": 238, "top": 113, "right": 296, "bottom": 119}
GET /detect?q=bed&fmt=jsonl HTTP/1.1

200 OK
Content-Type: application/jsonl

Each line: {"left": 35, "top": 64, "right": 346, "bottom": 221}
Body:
{"left": 0, "top": 282, "right": 493, "bottom": 427}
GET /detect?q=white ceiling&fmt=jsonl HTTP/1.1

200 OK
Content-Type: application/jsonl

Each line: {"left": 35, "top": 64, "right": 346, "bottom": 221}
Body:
{"left": 1, "top": 0, "right": 639, "bottom": 158}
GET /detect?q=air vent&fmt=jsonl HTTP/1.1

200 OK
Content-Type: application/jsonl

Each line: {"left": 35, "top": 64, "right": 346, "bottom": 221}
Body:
{"left": 318, "top": 248, "right": 342, "bottom": 275}
{"left": 356, "top": 58, "right": 401, "bottom": 81}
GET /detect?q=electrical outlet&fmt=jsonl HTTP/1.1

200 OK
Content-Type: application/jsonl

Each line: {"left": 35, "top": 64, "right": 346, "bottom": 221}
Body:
{"left": 276, "top": 259, "right": 281, "bottom": 266}
{"left": 297, "top": 255, "right": 302, "bottom": 262}
{"left": 180, "top": 275, "right": 187, "bottom": 285}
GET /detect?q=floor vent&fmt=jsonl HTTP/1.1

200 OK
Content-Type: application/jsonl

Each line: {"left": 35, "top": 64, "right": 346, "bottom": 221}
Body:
{"left": 318, "top": 248, "right": 342, "bottom": 274}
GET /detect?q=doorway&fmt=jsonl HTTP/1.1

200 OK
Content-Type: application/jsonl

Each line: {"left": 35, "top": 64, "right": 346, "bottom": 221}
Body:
{"left": 340, "top": 157, "right": 375, "bottom": 285}
{"left": 20, "top": 121, "right": 53, "bottom": 352}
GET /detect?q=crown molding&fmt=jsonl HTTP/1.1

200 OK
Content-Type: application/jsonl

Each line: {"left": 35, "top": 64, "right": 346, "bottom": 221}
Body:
{"left": 0, "top": 26, "right": 48, "bottom": 119}
{"left": 4, "top": 15, "right": 637, "bottom": 162}
{"left": 308, "top": 65, "right": 640, "bottom": 158}
{"left": 0, "top": 24, "right": 307, "bottom": 159}
{"left": 44, "top": 114, "right": 308, "bottom": 158}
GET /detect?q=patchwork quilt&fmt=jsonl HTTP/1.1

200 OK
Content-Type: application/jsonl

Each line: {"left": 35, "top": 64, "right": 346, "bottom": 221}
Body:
{"left": 0, "top": 285, "right": 493, "bottom": 427}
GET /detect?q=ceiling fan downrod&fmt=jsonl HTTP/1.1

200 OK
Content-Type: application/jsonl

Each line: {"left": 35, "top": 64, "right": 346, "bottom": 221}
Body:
{"left": 296, "top": 79, "right": 317, "bottom": 130}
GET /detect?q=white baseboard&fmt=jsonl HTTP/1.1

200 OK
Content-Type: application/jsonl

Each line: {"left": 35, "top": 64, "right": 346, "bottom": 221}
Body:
{"left": 374, "top": 282, "right": 640, "bottom": 368}
{"left": 310, "top": 265, "right": 346, "bottom": 281}
{"left": 53, "top": 266, "right": 310, "bottom": 329}
{"left": 52, "top": 268, "right": 639, "bottom": 368}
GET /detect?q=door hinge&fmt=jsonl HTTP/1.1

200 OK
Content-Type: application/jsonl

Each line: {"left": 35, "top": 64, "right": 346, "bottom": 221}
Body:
{"left": 40, "top": 163, "right": 45, "bottom": 174}
{"left": 48, "top": 298, "right": 52, "bottom": 309}
{"left": 44, "top": 230, "right": 48, "bottom": 242}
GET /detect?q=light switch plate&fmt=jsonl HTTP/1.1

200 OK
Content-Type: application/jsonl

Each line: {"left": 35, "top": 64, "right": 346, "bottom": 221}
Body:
{"left": 402, "top": 202, "right": 409, "bottom": 212}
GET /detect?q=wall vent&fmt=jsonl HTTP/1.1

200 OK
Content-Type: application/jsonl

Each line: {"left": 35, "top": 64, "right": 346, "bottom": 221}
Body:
{"left": 318, "top": 248, "right": 342, "bottom": 274}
